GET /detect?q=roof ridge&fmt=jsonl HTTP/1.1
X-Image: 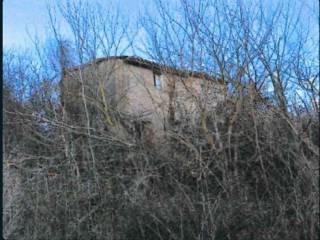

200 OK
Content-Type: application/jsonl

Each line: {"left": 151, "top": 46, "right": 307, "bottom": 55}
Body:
{"left": 66, "top": 55, "right": 223, "bottom": 83}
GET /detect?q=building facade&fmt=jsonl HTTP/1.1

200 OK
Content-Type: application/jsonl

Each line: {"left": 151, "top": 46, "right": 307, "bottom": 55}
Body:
{"left": 61, "top": 56, "right": 225, "bottom": 138}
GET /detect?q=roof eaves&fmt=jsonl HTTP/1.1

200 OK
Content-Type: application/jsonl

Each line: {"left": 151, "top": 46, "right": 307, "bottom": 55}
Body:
{"left": 66, "top": 55, "right": 224, "bottom": 84}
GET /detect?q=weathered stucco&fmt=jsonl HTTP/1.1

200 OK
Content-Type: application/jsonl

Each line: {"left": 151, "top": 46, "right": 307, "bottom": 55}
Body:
{"left": 61, "top": 56, "right": 226, "bottom": 134}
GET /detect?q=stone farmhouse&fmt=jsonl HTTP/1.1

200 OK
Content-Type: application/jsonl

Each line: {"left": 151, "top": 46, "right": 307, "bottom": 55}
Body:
{"left": 61, "top": 56, "right": 226, "bottom": 139}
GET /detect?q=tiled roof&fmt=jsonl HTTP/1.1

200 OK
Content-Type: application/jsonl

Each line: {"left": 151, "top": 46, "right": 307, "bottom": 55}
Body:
{"left": 67, "top": 55, "right": 222, "bottom": 83}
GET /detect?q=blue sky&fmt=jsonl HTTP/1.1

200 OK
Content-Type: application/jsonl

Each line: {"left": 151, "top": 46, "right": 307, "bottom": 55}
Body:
{"left": 3, "top": 0, "right": 146, "bottom": 49}
{"left": 4, "top": 0, "right": 48, "bottom": 48}
{"left": 4, "top": 0, "right": 319, "bottom": 50}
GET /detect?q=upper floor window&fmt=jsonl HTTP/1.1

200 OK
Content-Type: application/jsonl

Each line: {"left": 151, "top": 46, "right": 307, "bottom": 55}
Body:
{"left": 200, "top": 80, "right": 206, "bottom": 92}
{"left": 154, "top": 73, "right": 162, "bottom": 90}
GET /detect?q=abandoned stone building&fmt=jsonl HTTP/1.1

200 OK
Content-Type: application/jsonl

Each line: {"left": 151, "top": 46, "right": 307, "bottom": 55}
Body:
{"left": 61, "top": 56, "right": 226, "bottom": 139}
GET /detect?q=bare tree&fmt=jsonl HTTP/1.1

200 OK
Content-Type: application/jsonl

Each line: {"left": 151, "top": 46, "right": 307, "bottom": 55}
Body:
{"left": 4, "top": 0, "right": 318, "bottom": 239}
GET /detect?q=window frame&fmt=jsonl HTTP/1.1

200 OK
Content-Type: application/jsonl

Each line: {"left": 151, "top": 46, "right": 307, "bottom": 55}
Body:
{"left": 153, "top": 73, "right": 162, "bottom": 90}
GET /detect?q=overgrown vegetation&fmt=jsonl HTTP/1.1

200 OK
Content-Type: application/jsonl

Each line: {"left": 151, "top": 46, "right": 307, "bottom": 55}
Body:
{"left": 4, "top": 0, "right": 319, "bottom": 239}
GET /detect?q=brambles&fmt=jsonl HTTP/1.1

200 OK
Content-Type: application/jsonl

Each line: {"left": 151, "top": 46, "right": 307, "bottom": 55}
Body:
{"left": 4, "top": 0, "right": 318, "bottom": 239}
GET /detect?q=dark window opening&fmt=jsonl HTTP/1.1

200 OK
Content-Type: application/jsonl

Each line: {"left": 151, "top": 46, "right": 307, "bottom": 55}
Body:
{"left": 153, "top": 73, "right": 162, "bottom": 90}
